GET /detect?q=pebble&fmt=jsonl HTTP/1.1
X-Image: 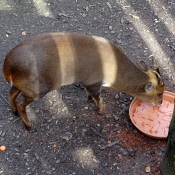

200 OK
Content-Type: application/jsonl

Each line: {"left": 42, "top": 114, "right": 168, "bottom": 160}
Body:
{"left": 32, "top": 166, "right": 36, "bottom": 171}
{"left": 114, "top": 116, "right": 120, "bottom": 121}
{"left": 35, "top": 153, "right": 40, "bottom": 160}
{"left": 61, "top": 132, "right": 73, "bottom": 141}
{"left": 82, "top": 129, "right": 87, "bottom": 132}
{"left": 22, "top": 31, "right": 27, "bottom": 36}
{"left": 35, "top": 109, "right": 40, "bottom": 113}
{"left": 145, "top": 166, "right": 151, "bottom": 173}
{"left": 1, "top": 132, "right": 5, "bottom": 137}
{"left": 6, "top": 30, "right": 12, "bottom": 35}
{"left": 109, "top": 26, "right": 112, "bottom": 30}
{"left": 115, "top": 94, "right": 119, "bottom": 99}
{"left": 161, "top": 147, "right": 166, "bottom": 152}
{"left": 56, "top": 159, "right": 61, "bottom": 164}
{"left": 106, "top": 2, "right": 112, "bottom": 10}
{"left": 97, "top": 123, "right": 101, "bottom": 127}
{"left": 42, "top": 147, "right": 47, "bottom": 153}
{"left": 129, "top": 14, "right": 140, "bottom": 20}
{"left": 0, "top": 146, "right": 6, "bottom": 152}
{"left": 0, "top": 130, "right": 5, "bottom": 137}
{"left": 102, "top": 129, "right": 107, "bottom": 133}
{"left": 113, "top": 128, "right": 118, "bottom": 132}
{"left": 121, "top": 149, "right": 128, "bottom": 156}
{"left": 62, "top": 107, "right": 68, "bottom": 112}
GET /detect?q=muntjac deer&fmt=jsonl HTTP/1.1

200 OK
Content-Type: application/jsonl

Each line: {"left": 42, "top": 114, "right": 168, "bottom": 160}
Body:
{"left": 2, "top": 33, "right": 164, "bottom": 130}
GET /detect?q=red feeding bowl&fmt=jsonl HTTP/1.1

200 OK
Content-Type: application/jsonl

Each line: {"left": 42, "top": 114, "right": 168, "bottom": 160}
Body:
{"left": 129, "top": 91, "right": 175, "bottom": 139}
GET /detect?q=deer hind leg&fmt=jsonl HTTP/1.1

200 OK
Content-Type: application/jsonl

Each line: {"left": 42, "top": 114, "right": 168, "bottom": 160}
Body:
{"left": 84, "top": 81, "right": 103, "bottom": 113}
{"left": 15, "top": 93, "right": 34, "bottom": 130}
{"left": 9, "top": 86, "right": 21, "bottom": 116}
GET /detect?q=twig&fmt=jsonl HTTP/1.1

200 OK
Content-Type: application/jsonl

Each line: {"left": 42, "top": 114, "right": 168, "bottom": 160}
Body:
{"left": 58, "top": 13, "right": 72, "bottom": 18}
{"left": 0, "top": 94, "right": 10, "bottom": 106}
{"left": 98, "top": 141, "right": 119, "bottom": 150}
{"left": 90, "top": 127, "right": 103, "bottom": 137}
{"left": 12, "top": 118, "right": 20, "bottom": 123}
{"left": 169, "top": 45, "right": 175, "bottom": 51}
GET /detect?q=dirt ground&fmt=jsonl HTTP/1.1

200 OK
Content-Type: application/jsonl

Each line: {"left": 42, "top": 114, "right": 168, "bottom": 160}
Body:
{"left": 0, "top": 0, "right": 175, "bottom": 175}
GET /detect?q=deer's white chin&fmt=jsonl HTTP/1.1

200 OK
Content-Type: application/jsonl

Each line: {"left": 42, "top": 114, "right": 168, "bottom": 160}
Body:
{"left": 152, "top": 102, "right": 161, "bottom": 106}
{"left": 152, "top": 103, "right": 157, "bottom": 106}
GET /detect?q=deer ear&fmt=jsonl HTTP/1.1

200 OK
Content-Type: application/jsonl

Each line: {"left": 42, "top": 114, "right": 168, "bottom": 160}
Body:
{"left": 144, "top": 82, "right": 154, "bottom": 92}
{"left": 139, "top": 61, "right": 148, "bottom": 72}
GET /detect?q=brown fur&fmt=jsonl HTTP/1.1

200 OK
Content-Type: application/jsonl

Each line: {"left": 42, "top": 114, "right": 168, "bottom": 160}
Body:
{"left": 2, "top": 33, "right": 164, "bottom": 130}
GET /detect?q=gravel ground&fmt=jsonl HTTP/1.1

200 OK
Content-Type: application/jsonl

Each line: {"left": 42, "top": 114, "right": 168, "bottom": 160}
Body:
{"left": 0, "top": 0, "right": 175, "bottom": 175}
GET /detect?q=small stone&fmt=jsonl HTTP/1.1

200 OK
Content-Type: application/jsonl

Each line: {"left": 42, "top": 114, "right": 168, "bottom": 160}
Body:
{"left": 82, "top": 13, "right": 86, "bottom": 17}
{"left": 114, "top": 116, "right": 120, "bottom": 121}
{"left": 48, "top": 100, "right": 53, "bottom": 104}
{"left": 35, "top": 153, "right": 40, "bottom": 160}
{"left": 6, "top": 31, "right": 12, "bottom": 35}
{"left": 115, "top": 94, "right": 119, "bottom": 99}
{"left": 106, "top": 2, "right": 112, "bottom": 9}
{"left": 32, "top": 166, "right": 36, "bottom": 171}
{"left": 62, "top": 106, "right": 68, "bottom": 112}
{"left": 102, "top": 129, "right": 107, "bottom": 133}
{"left": 97, "top": 123, "right": 101, "bottom": 127}
{"left": 42, "top": 147, "right": 47, "bottom": 153}
{"left": 1, "top": 132, "right": 5, "bottom": 137}
{"left": 85, "top": 6, "right": 89, "bottom": 11}
{"left": 145, "top": 166, "right": 151, "bottom": 173}
{"left": 121, "top": 149, "right": 128, "bottom": 156}
{"left": 22, "top": 31, "right": 27, "bottom": 36}
{"left": 72, "top": 116, "right": 76, "bottom": 120}
{"left": 35, "top": 109, "right": 40, "bottom": 113}
{"left": 161, "top": 147, "right": 166, "bottom": 152}
{"left": 82, "top": 129, "right": 87, "bottom": 132}
{"left": 113, "top": 128, "right": 118, "bottom": 132}
{"left": 0, "top": 146, "right": 6, "bottom": 152}
{"left": 56, "top": 159, "right": 61, "bottom": 163}
{"left": 130, "top": 14, "right": 140, "bottom": 20}
{"left": 9, "top": 117, "right": 14, "bottom": 121}
{"left": 61, "top": 132, "right": 73, "bottom": 141}
{"left": 109, "top": 26, "right": 112, "bottom": 30}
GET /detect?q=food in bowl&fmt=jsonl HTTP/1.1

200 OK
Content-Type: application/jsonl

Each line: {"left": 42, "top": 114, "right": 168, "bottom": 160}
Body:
{"left": 129, "top": 91, "right": 175, "bottom": 139}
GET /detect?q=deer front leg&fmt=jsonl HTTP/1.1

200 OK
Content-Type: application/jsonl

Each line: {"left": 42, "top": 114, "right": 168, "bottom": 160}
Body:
{"left": 84, "top": 81, "right": 103, "bottom": 114}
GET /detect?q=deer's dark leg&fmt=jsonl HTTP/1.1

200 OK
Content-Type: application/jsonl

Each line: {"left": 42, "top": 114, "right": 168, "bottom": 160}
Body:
{"left": 9, "top": 86, "right": 21, "bottom": 116}
{"left": 16, "top": 93, "right": 34, "bottom": 130}
{"left": 84, "top": 81, "right": 103, "bottom": 113}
